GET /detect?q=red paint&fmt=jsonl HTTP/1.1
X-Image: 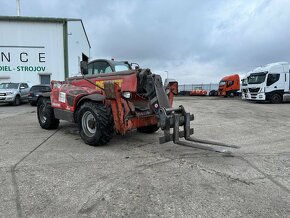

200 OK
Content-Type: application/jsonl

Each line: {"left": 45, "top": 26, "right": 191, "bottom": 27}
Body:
{"left": 218, "top": 74, "right": 240, "bottom": 96}
{"left": 49, "top": 71, "right": 174, "bottom": 135}
{"left": 190, "top": 89, "right": 207, "bottom": 96}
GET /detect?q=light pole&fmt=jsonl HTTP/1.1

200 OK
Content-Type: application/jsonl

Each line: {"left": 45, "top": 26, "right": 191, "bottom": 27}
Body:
{"left": 16, "top": 0, "right": 20, "bottom": 16}
{"left": 164, "top": 71, "right": 168, "bottom": 79}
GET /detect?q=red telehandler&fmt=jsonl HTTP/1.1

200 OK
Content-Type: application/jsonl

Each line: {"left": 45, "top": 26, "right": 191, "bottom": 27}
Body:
{"left": 37, "top": 59, "right": 239, "bottom": 154}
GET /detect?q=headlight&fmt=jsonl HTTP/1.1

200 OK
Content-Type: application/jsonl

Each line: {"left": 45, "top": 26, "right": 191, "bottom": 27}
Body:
{"left": 122, "top": 92, "right": 131, "bottom": 99}
{"left": 52, "top": 82, "right": 62, "bottom": 89}
{"left": 6, "top": 92, "right": 14, "bottom": 95}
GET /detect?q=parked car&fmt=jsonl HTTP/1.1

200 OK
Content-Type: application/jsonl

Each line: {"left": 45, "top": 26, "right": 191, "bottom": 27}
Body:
{"left": 0, "top": 82, "right": 30, "bottom": 105}
{"left": 28, "top": 85, "right": 51, "bottom": 106}
{"left": 209, "top": 89, "right": 218, "bottom": 96}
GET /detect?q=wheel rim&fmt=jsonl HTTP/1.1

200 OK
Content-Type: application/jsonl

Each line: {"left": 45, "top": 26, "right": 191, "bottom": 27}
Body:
{"left": 82, "top": 111, "right": 96, "bottom": 137}
{"left": 39, "top": 103, "right": 47, "bottom": 123}
{"left": 272, "top": 95, "right": 281, "bottom": 103}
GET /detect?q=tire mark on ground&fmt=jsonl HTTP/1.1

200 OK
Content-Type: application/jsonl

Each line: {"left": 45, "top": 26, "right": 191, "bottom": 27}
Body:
{"left": 10, "top": 128, "right": 60, "bottom": 218}
{"left": 238, "top": 156, "right": 290, "bottom": 195}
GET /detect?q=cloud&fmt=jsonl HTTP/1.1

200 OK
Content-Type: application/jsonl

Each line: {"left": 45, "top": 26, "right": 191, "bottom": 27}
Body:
{"left": 1, "top": 0, "right": 290, "bottom": 83}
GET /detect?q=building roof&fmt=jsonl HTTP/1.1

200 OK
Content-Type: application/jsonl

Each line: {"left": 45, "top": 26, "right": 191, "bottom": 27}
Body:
{"left": 0, "top": 16, "right": 91, "bottom": 48}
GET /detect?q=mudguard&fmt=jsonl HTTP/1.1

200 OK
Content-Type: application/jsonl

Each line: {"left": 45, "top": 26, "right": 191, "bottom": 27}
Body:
{"left": 77, "top": 93, "right": 105, "bottom": 107}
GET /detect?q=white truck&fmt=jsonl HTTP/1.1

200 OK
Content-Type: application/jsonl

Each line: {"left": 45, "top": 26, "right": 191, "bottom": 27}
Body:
{"left": 240, "top": 72, "right": 250, "bottom": 100}
{"left": 247, "top": 62, "right": 290, "bottom": 103}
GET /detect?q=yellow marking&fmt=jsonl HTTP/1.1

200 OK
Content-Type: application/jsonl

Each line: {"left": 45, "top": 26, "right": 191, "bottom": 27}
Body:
{"left": 96, "top": 79, "right": 123, "bottom": 90}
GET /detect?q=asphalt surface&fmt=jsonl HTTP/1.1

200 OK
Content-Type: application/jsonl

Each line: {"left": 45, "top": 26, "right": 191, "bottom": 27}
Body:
{"left": 0, "top": 97, "right": 289, "bottom": 218}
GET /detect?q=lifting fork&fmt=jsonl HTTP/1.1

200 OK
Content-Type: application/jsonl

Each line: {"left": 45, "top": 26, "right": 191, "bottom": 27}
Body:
{"left": 158, "top": 106, "right": 240, "bottom": 154}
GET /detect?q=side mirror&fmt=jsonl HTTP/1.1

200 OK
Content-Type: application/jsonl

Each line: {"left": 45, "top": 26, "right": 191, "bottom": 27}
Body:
{"left": 80, "top": 61, "right": 88, "bottom": 75}
{"left": 20, "top": 86, "right": 25, "bottom": 89}
{"left": 131, "top": 62, "right": 140, "bottom": 70}
{"left": 164, "top": 79, "right": 178, "bottom": 95}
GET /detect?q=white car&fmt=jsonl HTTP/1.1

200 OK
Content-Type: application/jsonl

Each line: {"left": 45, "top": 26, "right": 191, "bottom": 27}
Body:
{"left": 0, "top": 82, "right": 30, "bottom": 105}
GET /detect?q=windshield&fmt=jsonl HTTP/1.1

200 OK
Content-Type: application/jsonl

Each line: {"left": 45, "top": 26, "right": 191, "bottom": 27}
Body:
{"left": 241, "top": 79, "right": 248, "bottom": 86}
{"left": 115, "top": 64, "right": 130, "bottom": 72}
{"left": 30, "top": 86, "right": 51, "bottom": 92}
{"left": 248, "top": 72, "right": 267, "bottom": 84}
{"left": 0, "top": 83, "right": 19, "bottom": 89}
{"left": 219, "top": 80, "right": 226, "bottom": 86}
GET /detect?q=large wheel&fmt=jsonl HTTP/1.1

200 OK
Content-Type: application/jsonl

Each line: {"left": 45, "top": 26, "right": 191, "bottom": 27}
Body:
{"left": 270, "top": 93, "right": 282, "bottom": 104}
{"left": 13, "top": 95, "right": 20, "bottom": 106}
{"left": 37, "top": 97, "right": 59, "bottom": 129}
{"left": 77, "top": 101, "right": 114, "bottom": 146}
{"left": 137, "top": 124, "right": 159, "bottom": 134}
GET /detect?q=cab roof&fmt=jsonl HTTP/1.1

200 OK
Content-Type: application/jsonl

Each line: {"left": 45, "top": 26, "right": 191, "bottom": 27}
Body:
{"left": 221, "top": 74, "right": 240, "bottom": 81}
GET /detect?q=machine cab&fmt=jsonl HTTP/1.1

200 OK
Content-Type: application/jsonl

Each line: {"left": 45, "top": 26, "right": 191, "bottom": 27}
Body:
{"left": 81, "top": 59, "right": 131, "bottom": 76}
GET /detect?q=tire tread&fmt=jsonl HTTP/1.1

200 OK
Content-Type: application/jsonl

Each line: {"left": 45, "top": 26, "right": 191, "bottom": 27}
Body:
{"left": 78, "top": 101, "right": 114, "bottom": 146}
{"left": 37, "top": 98, "right": 59, "bottom": 129}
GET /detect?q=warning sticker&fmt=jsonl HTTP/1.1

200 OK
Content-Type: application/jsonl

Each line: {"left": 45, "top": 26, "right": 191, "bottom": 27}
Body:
{"left": 95, "top": 79, "right": 123, "bottom": 90}
{"left": 59, "top": 92, "right": 66, "bottom": 103}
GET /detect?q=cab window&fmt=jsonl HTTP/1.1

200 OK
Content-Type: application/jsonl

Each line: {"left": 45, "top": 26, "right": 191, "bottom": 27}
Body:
{"left": 115, "top": 64, "right": 130, "bottom": 72}
{"left": 104, "top": 66, "right": 113, "bottom": 73}
{"left": 20, "top": 83, "right": 28, "bottom": 89}
{"left": 88, "top": 63, "right": 93, "bottom": 75}
{"left": 93, "top": 61, "right": 113, "bottom": 74}
{"left": 87, "top": 61, "right": 113, "bottom": 75}
{"left": 227, "top": 81, "right": 234, "bottom": 87}
{"left": 266, "top": 74, "right": 280, "bottom": 86}
{"left": 40, "top": 86, "right": 51, "bottom": 92}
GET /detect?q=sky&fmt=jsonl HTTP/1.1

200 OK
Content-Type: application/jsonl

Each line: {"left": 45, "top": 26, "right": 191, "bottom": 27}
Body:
{"left": 1, "top": 0, "right": 290, "bottom": 84}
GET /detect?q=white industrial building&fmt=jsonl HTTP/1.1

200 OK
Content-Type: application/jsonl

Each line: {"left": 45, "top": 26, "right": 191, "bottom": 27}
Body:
{"left": 0, "top": 16, "right": 90, "bottom": 85}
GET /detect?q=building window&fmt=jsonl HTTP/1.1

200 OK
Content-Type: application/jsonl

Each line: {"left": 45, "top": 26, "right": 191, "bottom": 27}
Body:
{"left": 40, "top": 75, "right": 51, "bottom": 85}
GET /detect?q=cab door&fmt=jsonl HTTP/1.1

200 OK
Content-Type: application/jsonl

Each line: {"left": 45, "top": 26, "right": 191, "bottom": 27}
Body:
{"left": 266, "top": 73, "right": 282, "bottom": 92}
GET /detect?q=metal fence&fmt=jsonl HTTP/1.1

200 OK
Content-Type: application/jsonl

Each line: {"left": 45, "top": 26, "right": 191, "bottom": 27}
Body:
{"left": 178, "top": 84, "right": 219, "bottom": 94}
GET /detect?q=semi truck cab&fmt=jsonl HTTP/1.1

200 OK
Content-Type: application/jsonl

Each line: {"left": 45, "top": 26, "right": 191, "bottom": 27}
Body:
{"left": 241, "top": 72, "right": 250, "bottom": 100}
{"left": 218, "top": 74, "right": 240, "bottom": 97}
{"left": 247, "top": 62, "right": 290, "bottom": 103}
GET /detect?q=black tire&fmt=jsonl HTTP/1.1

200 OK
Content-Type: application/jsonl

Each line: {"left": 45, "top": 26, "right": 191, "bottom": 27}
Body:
{"left": 137, "top": 124, "right": 159, "bottom": 134}
{"left": 77, "top": 101, "right": 114, "bottom": 146}
{"left": 270, "top": 93, "right": 282, "bottom": 104}
{"left": 13, "top": 95, "right": 20, "bottom": 106}
{"left": 37, "top": 97, "right": 59, "bottom": 129}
